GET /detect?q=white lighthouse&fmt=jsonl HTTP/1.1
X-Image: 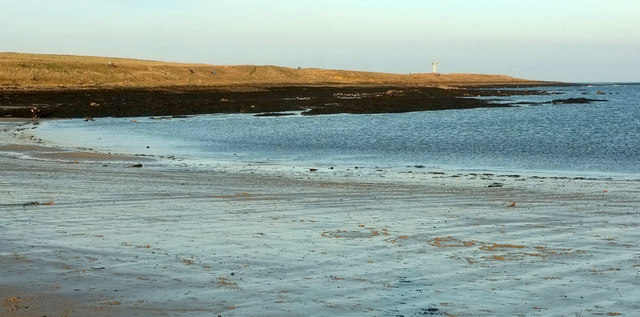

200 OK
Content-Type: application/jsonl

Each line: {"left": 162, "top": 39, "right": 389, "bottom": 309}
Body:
{"left": 432, "top": 61, "right": 439, "bottom": 73}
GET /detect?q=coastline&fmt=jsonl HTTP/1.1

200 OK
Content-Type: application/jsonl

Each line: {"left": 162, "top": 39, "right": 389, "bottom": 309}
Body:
{"left": 0, "top": 119, "right": 152, "bottom": 164}
{"left": 2, "top": 119, "right": 640, "bottom": 316}
{"left": 0, "top": 52, "right": 566, "bottom": 119}
{"left": 1, "top": 85, "right": 564, "bottom": 119}
{"left": 13, "top": 116, "right": 640, "bottom": 182}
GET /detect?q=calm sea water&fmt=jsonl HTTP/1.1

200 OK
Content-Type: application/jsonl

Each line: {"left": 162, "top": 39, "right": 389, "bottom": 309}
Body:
{"left": 36, "top": 84, "right": 640, "bottom": 177}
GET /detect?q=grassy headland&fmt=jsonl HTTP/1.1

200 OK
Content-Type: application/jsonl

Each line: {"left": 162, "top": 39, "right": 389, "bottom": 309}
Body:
{"left": 0, "top": 52, "right": 561, "bottom": 118}
{"left": 0, "top": 52, "right": 552, "bottom": 89}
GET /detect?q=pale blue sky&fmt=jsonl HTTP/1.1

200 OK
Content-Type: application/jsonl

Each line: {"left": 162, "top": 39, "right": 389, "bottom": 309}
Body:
{"left": 1, "top": 0, "right": 639, "bottom": 82}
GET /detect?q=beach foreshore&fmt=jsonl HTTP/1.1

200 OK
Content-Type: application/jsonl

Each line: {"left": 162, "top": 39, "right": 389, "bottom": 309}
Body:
{"left": 1, "top": 119, "right": 640, "bottom": 316}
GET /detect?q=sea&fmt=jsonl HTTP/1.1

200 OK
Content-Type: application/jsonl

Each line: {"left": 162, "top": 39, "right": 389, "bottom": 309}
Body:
{"left": 35, "top": 84, "right": 640, "bottom": 178}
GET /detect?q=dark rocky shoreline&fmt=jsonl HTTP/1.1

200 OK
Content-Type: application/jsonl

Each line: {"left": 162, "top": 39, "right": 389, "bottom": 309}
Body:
{"left": 0, "top": 85, "right": 574, "bottom": 118}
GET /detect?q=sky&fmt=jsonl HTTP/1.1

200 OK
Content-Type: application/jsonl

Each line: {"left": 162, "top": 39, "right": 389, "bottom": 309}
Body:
{"left": 1, "top": 0, "right": 639, "bottom": 82}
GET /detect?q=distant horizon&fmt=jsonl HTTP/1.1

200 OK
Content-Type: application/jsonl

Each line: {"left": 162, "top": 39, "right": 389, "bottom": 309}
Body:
{"left": 1, "top": 1, "right": 639, "bottom": 82}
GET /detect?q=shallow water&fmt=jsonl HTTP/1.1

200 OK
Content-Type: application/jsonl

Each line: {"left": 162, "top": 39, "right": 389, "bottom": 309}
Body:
{"left": 36, "top": 84, "right": 640, "bottom": 177}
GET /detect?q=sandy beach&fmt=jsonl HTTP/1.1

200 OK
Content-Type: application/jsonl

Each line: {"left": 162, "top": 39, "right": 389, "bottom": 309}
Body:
{"left": 1, "top": 119, "right": 640, "bottom": 316}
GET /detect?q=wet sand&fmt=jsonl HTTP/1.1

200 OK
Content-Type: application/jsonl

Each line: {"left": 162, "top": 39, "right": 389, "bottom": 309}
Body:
{"left": 0, "top": 145, "right": 148, "bottom": 162}
{"left": 1, "top": 120, "right": 640, "bottom": 316}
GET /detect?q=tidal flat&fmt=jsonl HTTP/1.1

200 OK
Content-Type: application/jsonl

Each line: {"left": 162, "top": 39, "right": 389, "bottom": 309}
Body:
{"left": 1, "top": 120, "right": 639, "bottom": 316}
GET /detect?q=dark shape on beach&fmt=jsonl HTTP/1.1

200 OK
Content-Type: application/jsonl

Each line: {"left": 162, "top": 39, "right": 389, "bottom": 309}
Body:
{"left": 419, "top": 307, "right": 440, "bottom": 315}
{"left": 128, "top": 164, "right": 143, "bottom": 168}
{"left": 21, "top": 201, "right": 54, "bottom": 206}
{"left": 31, "top": 106, "right": 40, "bottom": 119}
{"left": 254, "top": 112, "right": 296, "bottom": 117}
{"left": 487, "top": 182, "right": 504, "bottom": 188}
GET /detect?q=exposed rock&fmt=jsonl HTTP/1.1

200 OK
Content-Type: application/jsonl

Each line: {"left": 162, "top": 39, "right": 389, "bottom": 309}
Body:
{"left": 0, "top": 86, "right": 559, "bottom": 118}
{"left": 551, "top": 98, "right": 605, "bottom": 105}
{"left": 254, "top": 112, "right": 296, "bottom": 117}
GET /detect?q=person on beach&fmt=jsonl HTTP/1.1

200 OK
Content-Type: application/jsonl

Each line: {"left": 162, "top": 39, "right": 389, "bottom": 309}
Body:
{"left": 31, "top": 106, "right": 40, "bottom": 120}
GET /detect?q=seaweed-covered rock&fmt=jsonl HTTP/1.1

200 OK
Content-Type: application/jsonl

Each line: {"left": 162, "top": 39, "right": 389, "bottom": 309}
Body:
{"left": 551, "top": 98, "right": 605, "bottom": 105}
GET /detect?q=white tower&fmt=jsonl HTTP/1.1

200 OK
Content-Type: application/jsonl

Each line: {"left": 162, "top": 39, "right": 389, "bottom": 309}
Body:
{"left": 432, "top": 62, "right": 439, "bottom": 73}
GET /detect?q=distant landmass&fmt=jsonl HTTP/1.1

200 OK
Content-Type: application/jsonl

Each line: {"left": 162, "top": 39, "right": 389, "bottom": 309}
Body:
{"left": 0, "top": 52, "right": 555, "bottom": 89}
{"left": 0, "top": 52, "right": 566, "bottom": 118}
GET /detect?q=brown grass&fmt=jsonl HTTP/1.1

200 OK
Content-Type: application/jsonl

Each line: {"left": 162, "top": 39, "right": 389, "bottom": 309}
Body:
{"left": 0, "top": 52, "right": 552, "bottom": 89}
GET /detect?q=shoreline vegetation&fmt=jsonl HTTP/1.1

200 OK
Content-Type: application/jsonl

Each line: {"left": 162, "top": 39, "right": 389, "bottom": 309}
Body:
{"left": 1, "top": 52, "right": 570, "bottom": 118}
